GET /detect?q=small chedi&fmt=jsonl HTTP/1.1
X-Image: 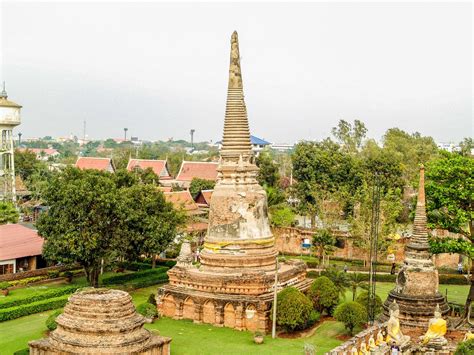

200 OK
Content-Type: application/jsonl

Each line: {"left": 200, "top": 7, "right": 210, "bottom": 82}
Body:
{"left": 157, "top": 31, "right": 310, "bottom": 332}
{"left": 382, "top": 165, "right": 448, "bottom": 327}
{"left": 29, "top": 288, "right": 171, "bottom": 354}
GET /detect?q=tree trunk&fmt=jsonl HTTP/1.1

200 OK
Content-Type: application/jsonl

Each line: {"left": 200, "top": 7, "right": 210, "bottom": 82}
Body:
{"left": 462, "top": 222, "right": 474, "bottom": 320}
{"left": 90, "top": 267, "right": 100, "bottom": 288}
{"left": 152, "top": 254, "right": 156, "bottom": 269}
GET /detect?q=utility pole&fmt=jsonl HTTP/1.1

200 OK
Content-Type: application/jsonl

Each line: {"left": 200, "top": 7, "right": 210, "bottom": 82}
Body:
{"left": 272, "top": 257, "right": 279, "bottom": 338}
{"left": 368, "top": 173, "right": 381, "bottom": 325}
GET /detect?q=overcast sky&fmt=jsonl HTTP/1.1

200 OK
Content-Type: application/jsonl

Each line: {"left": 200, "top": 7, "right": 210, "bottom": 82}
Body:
{"left": 0, "top": 2, "right": 472, "bottom": 144}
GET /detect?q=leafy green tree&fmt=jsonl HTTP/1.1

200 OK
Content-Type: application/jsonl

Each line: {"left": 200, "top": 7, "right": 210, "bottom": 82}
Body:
{"left": 265, "top": 186, "right": 285, "bottom": 207}
{"left": 455, "top": 339, "right": 474, "bottom": 354}
{"left": 312, "top": 229, "right": 336, "bottom": 264}
{"left": 103, "top": 138, "right": 119, "bottom": 149}
{"left": 14, "top": 149, "right": 47, "bottom": 181}
{"left": 256, "top": 151, "right": 280, "bottom": 187}
{"left": 307, "top": 276, "right": 339, "bottom": 314}
{"left": 333, "top": 301, "right": 367, "bottom": 335}
{"left": 355, "top": 290, "right": 383, "bottom": 319}
{"left": 426, "top": 152, "right": 474, "bottom": 316}
{"left": 331, "top": 119, "right": 367, "bottom": 153}
{"left": 37, "top": 167, "right": 182, "bottom": 287}
{"left": 0, "top": 202, "right": 19, "bottom": 224}
{"left": 322, "top": 267, "right": 349, "bottom": 298}
{"left": 189, "top": 178, "right": 215, "bottom": 199}
{"left": 382, "top": 128, "right": 438, "bottom": 184}
{"left": 459, "top": 138, "right": 473, "bottom": 157}
{"left": 273, "top": 287, "right": 314, "bottom": 331}
{"left": 269, "top": 205, "right": 295, "bottom": 227}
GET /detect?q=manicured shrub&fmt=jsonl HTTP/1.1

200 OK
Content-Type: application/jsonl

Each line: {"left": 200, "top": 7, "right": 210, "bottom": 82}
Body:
{"left": 47, "top": 270, "right": 60, "bottom": 279}
{"left": 8, "top": 276, "right": 49, "bottom": 287}
{"left": 13, "top": 349, "right": 29, "bottom": 355}
{"left": 273, "top": 287, "right": 314, "bottom": 332}
{"left": 147, "top": 293, "right": 157, "bottom": 306}
{"left": 46, "top": 309, "right": 63, "bottom": 331}
{"left": 0, "top": 281, "right": 9, "bottom": 290}
{"left": 0, "top": 286, "right": 78, "bottom": 310}
{"left": 455, "top": 339, "right": 474, "bottom": 354}
{"left": 307, "top": 276, "right": 339, "bottom": 314}
{"left": 355, "top": 291, "right": 383, "bottom": 318}
{"left": 136, "top": 302, "right": 157, "bottom": 319}
{"left": 333, "top": 301, "right": 367, "bottom": 335}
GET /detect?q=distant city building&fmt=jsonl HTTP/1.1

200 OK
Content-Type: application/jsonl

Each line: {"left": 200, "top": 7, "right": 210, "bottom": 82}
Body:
{"left": 215, "top": 135, "right": 271, "bottom": 155}
{"left": 437, "top": 142, "right": 461, "bottom": 153}
{"left": 271, "top": 142, "right": 294, "bottom": 152}
{"left": 75, "top": 157, "right": 115, "bottom": 172}
{"left": 0, "top": 84, "right": 21, "bottom": 201}
{"left": 127, "top": 158, "right": 171, "bottom": 179}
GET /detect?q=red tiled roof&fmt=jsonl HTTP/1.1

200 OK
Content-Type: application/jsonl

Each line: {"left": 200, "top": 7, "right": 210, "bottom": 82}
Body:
{"left": 127, "top": 159, "right": 170, "bottom": 178}
{"left": 0, "top": 224, "right": 44, "bottom": 261}
{"left": 75, "top": 157, "right": 114, "bottom": 172}
{"left": 176, "top": 161, "right": 218, "bottom": 182}
{"left": 164, "top": 191, "right": 199, "bottom": 211}
{"left": 195, "top": 189, "right": 213, "bottom": 206}
{"left": 18, "top": 148, "right": 59, "bottom": 156}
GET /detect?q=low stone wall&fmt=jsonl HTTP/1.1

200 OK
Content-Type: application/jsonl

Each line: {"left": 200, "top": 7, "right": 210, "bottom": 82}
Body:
{"left": 0, "top": 264, "right": 79, "bottom": 282}
{"left": 327, "top": 322, "right": 388, "bottom": 355}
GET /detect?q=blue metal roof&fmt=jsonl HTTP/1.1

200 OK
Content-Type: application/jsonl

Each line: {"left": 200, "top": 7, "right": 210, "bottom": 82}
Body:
{"left": 250, "top": 135, "right": 271, "bottom": 145}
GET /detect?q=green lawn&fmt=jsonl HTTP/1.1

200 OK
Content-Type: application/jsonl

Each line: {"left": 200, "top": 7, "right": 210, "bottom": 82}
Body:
{"left": 145, "top": 318, "right": 345, "bottom": 355}
{"left": 0, "top": 281, "right": 469, "bottom": 354}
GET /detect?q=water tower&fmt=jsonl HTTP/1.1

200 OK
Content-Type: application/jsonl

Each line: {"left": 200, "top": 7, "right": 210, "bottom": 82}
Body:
{"left": 0, "top": 83, "right": 21, "bottom": 202}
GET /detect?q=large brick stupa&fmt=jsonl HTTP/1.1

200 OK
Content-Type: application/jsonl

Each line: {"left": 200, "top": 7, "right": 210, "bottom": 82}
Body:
{"left": 157, "top": 31, "right": 310, "bottom": 332}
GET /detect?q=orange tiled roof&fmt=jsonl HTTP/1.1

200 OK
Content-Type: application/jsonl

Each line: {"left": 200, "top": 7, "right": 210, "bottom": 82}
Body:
{"left": 195, "top": 189, "right": 213, "bottom": 206}
{"left": 164, "top": 191, "right": 199, "bottom": 211}
{"left": 176, "top": 161, "right": 218, "bottom": 182}
{"left": 75, "top": 157, "right": 114, "bottom": 172}
{"left": 0, "top": 224, "right": 44, "bottom": 261}
{"left": 159, "top": 186, "right": 172, "bottom": 193}
{"left": 127, "top": 159, "right": 170, "bottom": 178}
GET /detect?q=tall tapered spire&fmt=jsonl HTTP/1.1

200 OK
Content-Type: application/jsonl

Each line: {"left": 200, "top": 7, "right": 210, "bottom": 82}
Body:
{"left": 407, "top": 165, "right": 430, "bottom": 251}
{"left": 220, "top": 31, "right": 252, "bottom": 158}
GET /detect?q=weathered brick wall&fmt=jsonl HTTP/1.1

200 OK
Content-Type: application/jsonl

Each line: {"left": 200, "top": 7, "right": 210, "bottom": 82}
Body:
{"left": 273, "top": 227, "right": 461, "bottom": 268}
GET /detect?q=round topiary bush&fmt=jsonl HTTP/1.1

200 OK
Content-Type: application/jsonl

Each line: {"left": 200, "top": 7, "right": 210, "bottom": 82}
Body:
{"left": 333, "top": 301, "right": 367, "bottom": 335}
{"left": 147, "top": 293, "right": 157, "bottom": 306}
{"left": 272, "top": 287, "right": 314, "bottom": 332}
{"left": 136, "top": 302, "right": 158, "bottom": 319}
{"left": 455, "top": 339, "right": 474, "bottom": 354}
{"left": 355, "top": 290, "right": 383, "bottom": 318}
{"left": 46, "top": 309, "right": 63, "bottom": 331}
{"left": 307, "top": 276, "right": 339, "bottom": 314}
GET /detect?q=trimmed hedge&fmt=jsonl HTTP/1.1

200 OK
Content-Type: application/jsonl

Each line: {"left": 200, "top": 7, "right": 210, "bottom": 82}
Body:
{"left": 0, "top": 295, "right": 69, "bottom": 322}
{"left": 102, "top": 267, "right": 168, "bottom": 286}
{"left": 121, "top": 260, "right": 177, "bottom": 271}
{"left": 0, "top": 286, "right": 78, "bottom": 310}
{"left": 46, "top": 309, "right": 63, "bottom": 331}
{"left": 308, "top": 271, "right": 469, "bottom": 285}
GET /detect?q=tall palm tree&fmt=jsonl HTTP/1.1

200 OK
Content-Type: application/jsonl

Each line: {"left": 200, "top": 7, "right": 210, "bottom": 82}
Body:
{"left": 348, "top": 272, "right": 368, "bottom": 301}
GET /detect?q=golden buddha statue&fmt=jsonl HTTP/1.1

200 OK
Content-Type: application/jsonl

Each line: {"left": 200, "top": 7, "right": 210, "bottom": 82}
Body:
{"left": 359, "top": 341, "right": 369, "bottom": 355}
{"left": 368, "top": 336, "right": 377, "bottom": 351}
{"left": 386, "top": 301, "right": 410, "bottom": 346}
{"left": 422, "top": 304, "right": 447, "bottom": 346}
{"left": 463, "top": 331, "right": 474, "bottom": 342}
{"left": 376, "top": 330, "right": 385, "bottom": 346}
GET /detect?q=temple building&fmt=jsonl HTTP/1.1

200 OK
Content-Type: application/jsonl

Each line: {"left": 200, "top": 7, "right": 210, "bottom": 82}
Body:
{"left": 381, "top": 165, "right": 449, "bottom": 327}
{"left": 157, "top": 31, "right": 310, "bottom": 332}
